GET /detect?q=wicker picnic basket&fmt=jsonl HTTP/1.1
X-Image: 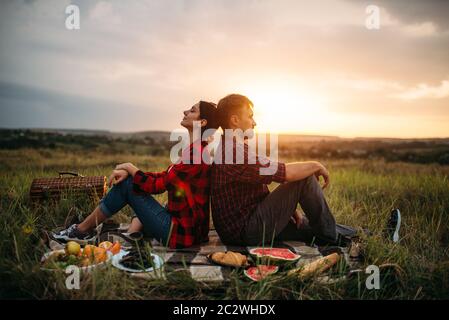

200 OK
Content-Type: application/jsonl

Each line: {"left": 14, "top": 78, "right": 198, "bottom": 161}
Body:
{"left": 29, "top": 172, "right": 108, "bottom": 202}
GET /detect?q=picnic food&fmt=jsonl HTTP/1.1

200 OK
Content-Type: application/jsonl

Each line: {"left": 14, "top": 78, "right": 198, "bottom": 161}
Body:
{"left": 82, "top": 244, "right": 96, "bottom": 258}
{"left": 42, "top": 242, "right": 121, "bottom": 270}
{"left": 244, "top": 265, "right": 279, "bottom": 281}
{"left": 118, "top": 249, "right": 155, "bottom": 270}
{"left": 43, "top": 251, "right": 83, "bottom": 269}
{"left": 93, "top": 247, "right": 108, "bottom": 263}
{"left": 287, "top": 253, "right": 340, "bottom": 279}
{"left": 249, "top": 247, "right": 301, "bottom": 264}
{"left": 65, "top": 241, "right": 81, "bottom": 256}
{"left": 95, "top": 241, "right": 121, "bottom": 255}
{"left": 209, "top": 251, "right": 248, "bottom": 267}
{"left": 98, "top": 241, "right": 113, "bottom": 250}
{"left": 109, "top": 242, "right": 121, "bottom": 255}
{"left": 42, "top": 249, "right": 102, "bottom": 270}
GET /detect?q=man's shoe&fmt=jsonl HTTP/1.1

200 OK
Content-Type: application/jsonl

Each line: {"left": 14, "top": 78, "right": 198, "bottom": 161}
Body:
{"left": 385, "top": 209, "right": 401, "bottom": 243}
{"left": 52, "top": 224, "right": 96, "bottom": 244}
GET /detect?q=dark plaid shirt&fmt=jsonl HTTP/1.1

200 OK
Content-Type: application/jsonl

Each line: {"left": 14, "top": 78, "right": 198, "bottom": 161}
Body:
{"left": 211, "top": 138, "right": 286, "bottom": 244}
{"left": 133, "top": 141, "right": 211, "bottom": 249}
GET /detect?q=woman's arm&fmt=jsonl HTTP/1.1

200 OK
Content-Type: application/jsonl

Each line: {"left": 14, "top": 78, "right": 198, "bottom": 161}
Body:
{"left": 115, "top": 162, "right": 206, "bottom": 197}
{"left": 132, "top": 170, "right": 168, "bottom": 194}
{"left": 114, "top": 163, "right": 167, "bottom": 177}
{"left": 108, "top": 169, "right": 129, "bottom": 187}
{"left": 115, "top": 163, "right": 140, "bottom": 177}
{"left": 115, "top": 162, "right": 168, "bottom": 194}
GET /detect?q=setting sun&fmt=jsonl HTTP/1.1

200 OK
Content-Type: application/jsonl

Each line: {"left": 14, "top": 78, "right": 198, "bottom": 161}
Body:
{"left": 237, "top": 82, "right": 328, "bottom": 135}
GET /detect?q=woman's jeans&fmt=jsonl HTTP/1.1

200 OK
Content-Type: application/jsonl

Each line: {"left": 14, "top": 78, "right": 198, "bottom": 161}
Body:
{"left": 99, "top": 177, "right": 172, "bottom": 245}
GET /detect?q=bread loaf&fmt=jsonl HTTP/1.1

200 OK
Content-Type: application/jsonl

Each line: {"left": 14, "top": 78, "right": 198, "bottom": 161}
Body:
{"left": 288, "top": 253, "right": 340, "bottom": 279}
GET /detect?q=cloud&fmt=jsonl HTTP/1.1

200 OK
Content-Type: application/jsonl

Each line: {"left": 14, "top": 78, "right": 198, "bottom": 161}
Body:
{"left": 88, "top": 1, "right": 122, "bottom": 26}
{"left": 352, "top": 0, "right": 449, "bottom": 31}
{"left": 401, "top": 21, "right": 438, "bottom": 37}
{"left": 328, "top": 75, "right": 403, "bottom": 92}
{"left": 393, "top": 80, "right": 449, "bottom": 100}
{"left": 0, "top": 0, "right": 448, "bottom": 136}
{"left": 0, "top": 81, "right": 164, "bottom": 131}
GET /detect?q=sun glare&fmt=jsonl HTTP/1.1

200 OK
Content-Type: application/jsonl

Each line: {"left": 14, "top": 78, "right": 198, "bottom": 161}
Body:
{"left": 238, "top": 82, "right": 329, "bottom": 135}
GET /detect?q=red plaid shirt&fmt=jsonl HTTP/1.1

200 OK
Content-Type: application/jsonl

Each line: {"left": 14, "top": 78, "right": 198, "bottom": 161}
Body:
{"left": 132, "top": 141, "right": 211, "bottom": 249}
{"left": 211, "top": 138, "right": 286, "bottom": 244}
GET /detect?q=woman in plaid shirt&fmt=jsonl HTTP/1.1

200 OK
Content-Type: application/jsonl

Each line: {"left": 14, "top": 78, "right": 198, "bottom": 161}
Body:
{"left": 53, "top": 101, "right": 218, "bottom": 249}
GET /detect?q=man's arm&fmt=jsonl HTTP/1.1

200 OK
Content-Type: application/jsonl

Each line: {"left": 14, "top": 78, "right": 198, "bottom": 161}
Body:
{"left": 285, "top": 161, "right": 330, "bottom": 188}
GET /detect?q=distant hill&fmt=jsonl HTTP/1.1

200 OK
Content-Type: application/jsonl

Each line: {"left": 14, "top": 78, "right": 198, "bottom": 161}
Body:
{"left": 22, "top": 128, "right": 112, "bottom": 136}
{"left": 1, "top": 128, "right": 448, "bottom": 144}
{"left": 1, "top": 128, "right": 172, "bottom": 143}
{"left": 120, "top": 131, "right": 171, "bottom": 143}
{"left": 1, "top": 127, "right": 449, "bottom": 164}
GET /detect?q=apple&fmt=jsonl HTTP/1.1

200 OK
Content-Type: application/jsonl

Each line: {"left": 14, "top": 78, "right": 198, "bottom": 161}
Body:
{"left": 65, "top": 241, "right": 81, "bottom": 256}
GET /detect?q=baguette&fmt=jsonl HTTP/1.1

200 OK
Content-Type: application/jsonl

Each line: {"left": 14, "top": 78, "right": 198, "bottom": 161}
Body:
{"left": 288, "top": 253, "right": 340, "bottom": 279}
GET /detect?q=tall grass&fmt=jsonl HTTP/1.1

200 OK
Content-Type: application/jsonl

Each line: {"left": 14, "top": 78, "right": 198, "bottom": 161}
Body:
{"left": 0, "top": 150, "right": 448, "bottom": 299}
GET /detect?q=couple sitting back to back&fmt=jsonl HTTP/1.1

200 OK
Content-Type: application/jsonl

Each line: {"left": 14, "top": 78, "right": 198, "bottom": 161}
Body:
{"left": 54, "top": 94, "right": 357, "bottom": 248}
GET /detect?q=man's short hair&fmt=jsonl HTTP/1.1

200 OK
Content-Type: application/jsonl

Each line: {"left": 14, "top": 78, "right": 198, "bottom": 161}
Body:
{"left": 216, "top": 94, "right": 253, "bottom": 129}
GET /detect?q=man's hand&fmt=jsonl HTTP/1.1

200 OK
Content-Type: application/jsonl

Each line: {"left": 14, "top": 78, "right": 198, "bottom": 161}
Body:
{"left": 115, "top": 162, "right": 139, "bottom": 177}
{"left": 290, "top": 209, "right": 304, "bottom": 229}
{"left": 108, "top": 169, "right": 129, "bottom": 187}
{"left": 314, "top": 163, "right": 330, "bottom": 189}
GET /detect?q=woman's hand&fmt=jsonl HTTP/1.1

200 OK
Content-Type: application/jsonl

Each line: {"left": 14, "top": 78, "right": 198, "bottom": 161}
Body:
{"left": 115, "top": 162, "right": 139, "bottom": 177}
{"left": 108, "top": 169, "right": 129, "bottom": 187}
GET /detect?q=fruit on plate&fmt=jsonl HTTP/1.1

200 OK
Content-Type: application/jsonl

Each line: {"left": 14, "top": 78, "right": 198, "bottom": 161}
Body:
{"left": 109, "top": 242, "right": 121, "bottom": 255}
{"left": 42, "top": 251, "right": 84, "bottom": 269}
{"left": 93, "top": 247, "right": 108, "bottom": 263}
{"left": 244, "top": 265, "right": 279, "bottom": 282}
{"left": 249, "top": 247, "right": 300, "bottom": 264}
{"left": 98, "top": 241, "right": 121, "bottom": 255}
{"left": 80, "top": 257, "right": 91, "bottom": 267}
{"left": 65, "top": 241, "right": 81, "bottom": 256}
{"left": 82, "top": 244, "right": 96, "bottom": 259}
{"left": 42, "top": 242, "right": 120, "bottom": 270}
{"left": 98, "top": 241, "right": 113, "bottom": 250}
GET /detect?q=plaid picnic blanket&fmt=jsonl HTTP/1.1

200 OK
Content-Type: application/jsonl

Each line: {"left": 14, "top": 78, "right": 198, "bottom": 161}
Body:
{"left": 47, "top": 226, "right": 359, "bottom": 282}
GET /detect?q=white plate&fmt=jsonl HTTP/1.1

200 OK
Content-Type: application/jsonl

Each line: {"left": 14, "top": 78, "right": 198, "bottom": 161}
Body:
{"left": 41, "top": 249, "right": 112, "bottom": 272}
{"left": 111, "top": 249, "right": 164, "bottom": 273}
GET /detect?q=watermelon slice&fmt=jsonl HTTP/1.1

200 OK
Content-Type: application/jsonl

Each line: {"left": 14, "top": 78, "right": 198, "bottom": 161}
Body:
{"left": 249, "top": 248, "right": 301, "bottom": 264}
{"left": 244, "top": 265, "right": 279, "bottom": 282}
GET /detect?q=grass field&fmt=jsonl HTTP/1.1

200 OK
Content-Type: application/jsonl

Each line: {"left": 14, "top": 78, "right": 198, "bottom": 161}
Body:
{"left": 1, "top": 148, "right": 448, "bottom": 299}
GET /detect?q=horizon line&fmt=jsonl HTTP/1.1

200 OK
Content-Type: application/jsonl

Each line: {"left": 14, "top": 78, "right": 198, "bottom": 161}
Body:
{"left": 1, "top": 126, "right": 449, "bottom": 140}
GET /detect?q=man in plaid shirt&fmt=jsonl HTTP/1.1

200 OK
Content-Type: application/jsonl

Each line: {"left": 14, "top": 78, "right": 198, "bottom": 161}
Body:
{"left": 211, "top": 94, "right": 357, "bottom": 246}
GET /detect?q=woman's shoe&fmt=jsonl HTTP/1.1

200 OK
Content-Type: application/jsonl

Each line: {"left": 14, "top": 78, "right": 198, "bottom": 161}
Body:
{"left": 51, "top": 224, "right": 97, "bottom": 244}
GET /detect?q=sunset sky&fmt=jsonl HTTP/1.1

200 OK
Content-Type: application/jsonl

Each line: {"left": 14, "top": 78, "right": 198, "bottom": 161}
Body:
{"left": 1, "top": 0, "right": 448, "bottom": 138}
